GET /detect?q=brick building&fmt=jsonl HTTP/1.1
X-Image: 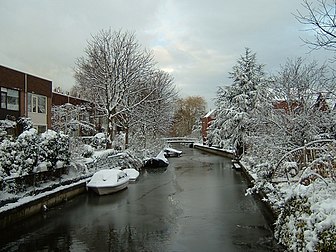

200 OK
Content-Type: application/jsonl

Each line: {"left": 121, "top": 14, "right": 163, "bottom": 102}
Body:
{"left": 0, "top": 65, "right": 52, "bottom": 133}
{"left": 201, "top": 109, "right": 215, "bottom": 144}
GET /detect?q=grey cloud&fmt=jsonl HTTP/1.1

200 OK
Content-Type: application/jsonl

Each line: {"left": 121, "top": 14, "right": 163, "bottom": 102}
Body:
{"left": 0, "top": 0, "right": 333, "bottom": 109}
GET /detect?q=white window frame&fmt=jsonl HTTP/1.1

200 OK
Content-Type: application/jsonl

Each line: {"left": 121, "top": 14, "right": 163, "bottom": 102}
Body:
{"left": 28, "top": 93, "right": 47, "bottom": 114}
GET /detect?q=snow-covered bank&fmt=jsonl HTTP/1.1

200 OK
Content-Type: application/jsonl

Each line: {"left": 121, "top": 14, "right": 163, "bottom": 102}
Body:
{"left": 255, "top": 178, "right": 336, "bottom": 251}
{"left": 243, "top": 159, "right": 336, "bottom": 251}
{"left": 0, "top": 148, "right": 143, "bottom": 229}
{"left": 0, "top": 178, "right": 88, "bottom": 229}
{"left": 194, "top": 144, "right": 336, "bottom": 251}
{"left": 193, "top": 144, "right": 235, "bottom": 159}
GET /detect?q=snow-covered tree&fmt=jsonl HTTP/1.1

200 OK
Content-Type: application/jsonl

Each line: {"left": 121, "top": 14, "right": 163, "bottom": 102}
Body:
{"left": 116, "top": 70, "right": 177, "bottom": 148}
{"left": 273, "top": 59, "right": 332, "bottom": 146}
{"left": 260, "top": 58, "right": 336, "bottom": 180}
{"left": 51, "top": 103, "right": 96, "bottom": 136}
{"left": 74, "top": 29, "right": 156, "bottom": 146}
{"left": 208, "top": 48, "right": 272, "bottom": 157}
{"left": 74, "top": 29, "right": 177, "bottom": 149}
{"left": 296, "top": 0, "right": 336, "bottom": 60}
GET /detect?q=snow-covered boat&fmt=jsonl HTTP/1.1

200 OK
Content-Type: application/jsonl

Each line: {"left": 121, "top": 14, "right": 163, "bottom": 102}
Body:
{"left": 123, "top": 168, "right": 140, "bottom": 181}
{"left": 86, "top": 169, "right": 129, "bottom": 195}
{"left": 163, "top": 147, "right": 182, "bottom": 157}
{"left": 144, "top": 150, "right": 169, "bottom": 168}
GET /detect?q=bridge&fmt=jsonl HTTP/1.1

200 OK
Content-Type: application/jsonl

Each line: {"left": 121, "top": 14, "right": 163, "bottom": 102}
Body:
{"left": 162, "top": 137, "right": 199, "bottom": 144}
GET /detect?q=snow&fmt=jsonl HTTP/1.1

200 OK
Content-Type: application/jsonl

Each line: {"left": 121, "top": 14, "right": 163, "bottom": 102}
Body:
{"left": 33, "top": 162, "right": 49, "bottom": 172}
{"left": 94, "top": 132, "right": 105, "bottom": 139}
{"left": 87, "top": 169, "right": 128, "bottom": 187}
{"left": 203, "top": 109, "right": 215, "bottom": 118}
{"left": 123, "top": 168, "right": 140, "bottom": 181}
{"left": 164, "top": 147, "right": 182, "bottom": 154}
{"left": 0, "top": 146, "right": 142, "bottom": 215}
{"left": 156, "top": 150, "right": 168, "bottom": 163}
{"left": 261, "top": 177, "right": 336, "bottom": 251}
{"left": 193, "top": 143, "right": 234, "bottom": 154}
{"left": 0, "top": 178, "right": 89, "bottom": 213}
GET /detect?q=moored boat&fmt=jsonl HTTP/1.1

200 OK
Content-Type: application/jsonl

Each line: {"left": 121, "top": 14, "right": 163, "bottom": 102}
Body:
{"left": 163, "top": 147, "right": 182, "bottom": 157}
{"left": 144, "top": 150, "right": 169, "bottom": 168}
{"left": 86, "top": 169, "right": 129, "bottom": 195}
{"left": 123, "top": 168, "right": 140, "bottom": 181}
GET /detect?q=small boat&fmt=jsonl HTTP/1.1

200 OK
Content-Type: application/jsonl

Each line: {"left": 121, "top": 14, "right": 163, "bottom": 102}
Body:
{"left": 163, "top": 147, "right": 182, "bottom": 157}
{"left": 86, "top": 169, "right": 129, "bottom": 195}
{"left": 144, "top": 150, "right": 169, "bottom": 168}
{"left": 231, "top": 160, "right": 241, "bottom": 170}
{"left": 123, "top": 168, "right": 140, "bottom": 181}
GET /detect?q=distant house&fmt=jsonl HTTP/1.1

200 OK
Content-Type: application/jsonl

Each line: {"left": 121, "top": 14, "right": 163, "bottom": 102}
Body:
{"left": 312, "top": 92, "right": 333, "bottom": 112}
{"left": 52, "top": 91, "right": 90, "bottom": 107}
{"left": 0, "top": 65, "right": 52, "bottom": 134}
{"left": 273, "top": 93, "right": 334, "bottom": 114}
{"left": 272, "top": 100, "right": 301, "bottom": 113}
{"left": 201, "top": 109, "right": 215, "bottom": 144}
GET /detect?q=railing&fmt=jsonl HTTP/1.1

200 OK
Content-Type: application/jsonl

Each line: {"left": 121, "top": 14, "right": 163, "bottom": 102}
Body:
{"left": 162, "top": 137, "right": 199, "bottom": 144}
{"left": 271, "top": 139, "right": 336, "bottom": 184}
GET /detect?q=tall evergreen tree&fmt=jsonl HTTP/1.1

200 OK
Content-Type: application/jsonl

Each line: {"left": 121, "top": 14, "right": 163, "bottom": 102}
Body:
{"left": 208, "top": 48, "right": 271, "bottom": 157}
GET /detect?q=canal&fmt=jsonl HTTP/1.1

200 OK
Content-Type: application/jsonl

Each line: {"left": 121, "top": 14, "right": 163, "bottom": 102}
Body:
{"left": 0, "top": 146, "right": 283, "bottom": 252}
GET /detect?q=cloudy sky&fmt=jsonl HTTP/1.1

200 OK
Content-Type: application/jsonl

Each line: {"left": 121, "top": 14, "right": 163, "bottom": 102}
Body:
{"left": 0, "top": 0, "right": 332, "bottom": 109}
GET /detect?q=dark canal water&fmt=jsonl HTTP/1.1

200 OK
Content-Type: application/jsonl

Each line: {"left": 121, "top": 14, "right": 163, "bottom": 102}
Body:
{"left": 0, "top": 146, "right": 283, "bottom": 252}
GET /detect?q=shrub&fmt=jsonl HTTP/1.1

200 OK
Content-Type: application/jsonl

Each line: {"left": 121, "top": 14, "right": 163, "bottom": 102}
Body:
{"left": 39, "top": 130, "right": 70, "bottom": 170}
{"left": 91, "top": 133, "right": 107, "bottom": 150}
{"left": 0, "top": 129, "right": 71, "bottom": 180}
{"left": 275, "top": 195, "right": 312, "bottom": 251}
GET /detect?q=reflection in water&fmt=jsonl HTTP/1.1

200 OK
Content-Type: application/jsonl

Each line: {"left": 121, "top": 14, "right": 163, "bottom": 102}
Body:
{"left": 0, "top": 146, "right": 283, "bottom": 252}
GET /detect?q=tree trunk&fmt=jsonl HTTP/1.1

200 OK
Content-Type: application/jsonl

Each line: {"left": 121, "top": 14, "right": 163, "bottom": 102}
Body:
{"left": 124, "top": 127, "right": 129, "bottom": 149}
{"left": 107, "top": 111, "right": 116, "bottom": 149}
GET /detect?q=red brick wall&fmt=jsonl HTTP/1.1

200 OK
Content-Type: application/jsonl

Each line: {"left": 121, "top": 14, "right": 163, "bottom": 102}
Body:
{"left": 0, "top": 65, "right": 52, "bottom": 128}
{"left": 0, "top": 65, "right": 25, "bottom": 90}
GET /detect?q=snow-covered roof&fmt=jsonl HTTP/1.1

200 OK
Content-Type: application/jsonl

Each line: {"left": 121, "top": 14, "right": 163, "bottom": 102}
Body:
{"left": 203, "top": 109, "right": 216, "bottom": 118}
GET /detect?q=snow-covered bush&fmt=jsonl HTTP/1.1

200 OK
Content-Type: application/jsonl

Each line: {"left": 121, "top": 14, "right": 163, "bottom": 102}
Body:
{"left": 82, "top": 144, "right": 94, "bottom": 158}
{"left": 39, "top": 130, "right": 70, "bottom": 170}
{"left": 0, "top": 139, "right": 18, "bottom": 177}
{"left": 275, "top": 195, "right": 312, "bottom": 251}
{"left": 91, "top": 132, "right": 108, "bottom": 150}
{"left": 316, "top": 227, "right": 336, "bottom": 251}
{"left": 111, "top": 151, "right": 142, "bottom": 169}
{"left": 18, "top": 117, "right": 33, "bottom": 131}
{"left": 0, "top": 129, "right": 71, "bottom": 180}
{"left": 112, "top": 132, "right": 125, "bottom": 150}
{"left": 15, "top": 128, "right": 39, "bottom": 174}
{"left": 0, "top": 129, "right": 39, "bottom": 177}
{"left": 0, "top": 119, "right": 16, "bottom": 141}
{"left": 275, "top": 181, "right": 336, "bottom": 251}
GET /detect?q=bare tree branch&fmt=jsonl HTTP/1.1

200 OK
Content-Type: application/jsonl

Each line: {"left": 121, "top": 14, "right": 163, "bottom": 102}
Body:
{"left": 296, "top": 0, "right": 336, "bottom": 53}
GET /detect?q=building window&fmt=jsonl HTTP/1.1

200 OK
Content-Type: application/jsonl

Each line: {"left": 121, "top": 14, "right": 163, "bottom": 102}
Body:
{"left": 28, "top": 93, "right": 47, "bottom": 114}
{"left": 38, "top": 96, "right": 46, "bottom": 113}
{"left": 1, "top": 90, "right": 6, "bottom": 109}
{"left": 0, "top": 87, "right": 19, "bottom": 111}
